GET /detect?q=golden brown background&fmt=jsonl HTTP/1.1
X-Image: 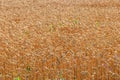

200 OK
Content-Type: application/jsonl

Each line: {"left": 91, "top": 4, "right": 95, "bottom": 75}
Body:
{"left": 0, "top": 0, "right": 120, "bottom": 80}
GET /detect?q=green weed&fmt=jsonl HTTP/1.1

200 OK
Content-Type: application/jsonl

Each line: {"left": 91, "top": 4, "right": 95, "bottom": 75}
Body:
{"left": 14, "top": 76, "right": 20, "bottom": 80}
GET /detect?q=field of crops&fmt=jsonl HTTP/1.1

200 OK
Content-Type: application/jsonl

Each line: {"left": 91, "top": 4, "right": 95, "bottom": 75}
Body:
{"left": 0, "top": 0, "right": 120, "bottom": 80}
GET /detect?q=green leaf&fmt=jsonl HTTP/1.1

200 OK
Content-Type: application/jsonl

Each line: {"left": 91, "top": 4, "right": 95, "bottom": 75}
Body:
{"left": 59, "top": 70, "right": 65, "bottom": 80}
{"left": 49, "top": 24, "right": 55, "bottom": 32}
{"left": 26, "top": 66, "right": 31, "bottom": 72}
{"left": 73, "top": 19, "right": 79, "bottom": 24}
{"left": 14, "top": 76, "right": 20, "bottom": 80}
{"left": 96, "top": 21, "right": 100, "bottom": 26}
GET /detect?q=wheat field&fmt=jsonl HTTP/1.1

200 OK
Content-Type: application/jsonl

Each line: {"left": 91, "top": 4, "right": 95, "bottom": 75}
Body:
{"left": 0, "top": 0, "right": 120, "bottom": 80}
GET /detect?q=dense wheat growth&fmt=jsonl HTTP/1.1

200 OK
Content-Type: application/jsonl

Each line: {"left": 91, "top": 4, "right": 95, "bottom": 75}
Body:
{"left": 0, "top": 0, "right": 120, "bottom": 80}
